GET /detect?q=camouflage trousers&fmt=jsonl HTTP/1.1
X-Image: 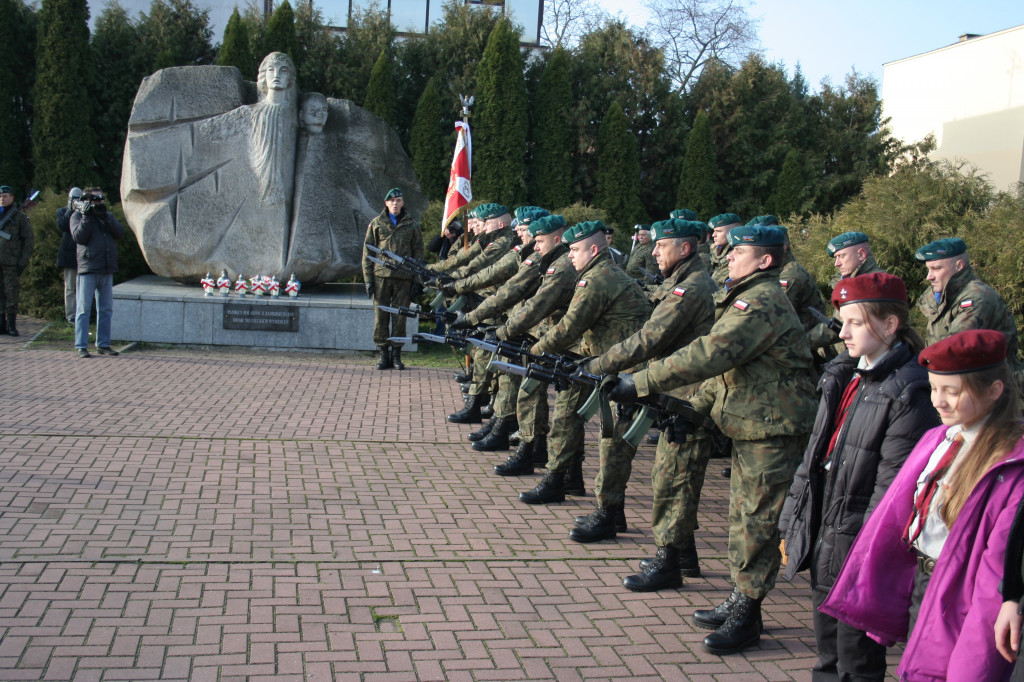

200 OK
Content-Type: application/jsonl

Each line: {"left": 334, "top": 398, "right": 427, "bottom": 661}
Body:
{"left": 492, "top": 372, "right": 521, "bottom": 419}
{"left": 515, "top": 379, "right": 550, "bottom": 443}
{"left": 545, "top": 382, "right": 587, "bottom": 473}
{"left": 468, "top": 346, "right": 495, "bottom": 398}
{"left": 371, "top": 278, "right": 412, "bottom": 346}
{"left": 651, "top": 433, "right": 713, "bottom": 548}
{"left": 593, "top": 408, "right": 639, "bottom": 507}
{"left": 0, "top": 265, "right": 22, "bottom": 315}
{"left": 729, "top": 435, "right": 804, "bottom": 600}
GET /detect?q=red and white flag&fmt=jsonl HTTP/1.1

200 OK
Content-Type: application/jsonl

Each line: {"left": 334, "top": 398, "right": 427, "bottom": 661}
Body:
{"left": 442, "top": 120, "right": 472, "bottom": 229}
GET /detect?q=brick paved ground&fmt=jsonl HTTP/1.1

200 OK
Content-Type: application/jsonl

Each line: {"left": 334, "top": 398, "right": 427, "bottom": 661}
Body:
{"left": 0, "top": 321, "right": 902, "bottom": 681}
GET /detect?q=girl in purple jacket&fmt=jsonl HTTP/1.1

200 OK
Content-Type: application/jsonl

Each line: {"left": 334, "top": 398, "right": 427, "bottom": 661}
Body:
{"left": 821, "top": 329, "right": 1024, "bottom": 682}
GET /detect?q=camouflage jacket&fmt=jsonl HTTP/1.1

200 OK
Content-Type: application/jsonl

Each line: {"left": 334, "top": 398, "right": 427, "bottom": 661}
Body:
{"left": 625, "top": 242, "right": 658, "bottom": 279}
{"left": 467, "top": 243, "right": 556, "bottom": 325}
{"left": 497, "top": 244, "right": 576, "bottom": 341}
{"left": 710, "top": 244, "right": 730, "bottom": 288}
{"left": 633, "top": 268, "right": 818, "bottom": 441}
{"left": 779, "top": 252, "right": 827, "bottom": 333}
{"left": 0, "top": 208, "right": 33, "bottom": 269}
{"left": 697, "top": 242, "right": 712, "bottom": 273}
{"left": 809, "top": 253, "right": 887, "bottom": 350}
{"left": 451, "top": 226, "right": 515, "bottom": 280}
{"left": 532, "top": 250, "right": 651, "bottom": 357}
{"left": 916, "top": 264, "right": 1021, "bottom": 364}
{"left": 827, "top": 252, "right": 884, "bottom": 290}
{"left": 454, "top": 242, "right": 533, "bottom": 295}
{"left": 590, "top": 255, "right": 716, "bottom": 376}
{"left": 362, "top": 209, "right": 423, "bottom": 282}
{"left": 432, "top": 237, "right": 484, "bottom": 273}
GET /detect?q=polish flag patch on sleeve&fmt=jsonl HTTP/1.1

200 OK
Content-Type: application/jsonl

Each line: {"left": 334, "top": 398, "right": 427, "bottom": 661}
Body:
{"left": 779, "top": 279, "right": 790, "bottom": 288}
{"left": 546, "top": 267, "right": 556, "bottom": 274}
{"left": 524, "top": 259, "right": 534, "bottom": 266}
{"left": 960, "top": 299, "right": 974, "bottom": 309}
{"left": 577, "top": 279, "right": 589, "bottom": 287}
{"left": 733, "top": 299, "right": 750, "bottom": 311}
{"left": 672, "top": 287, "right": 686, "bottom": 297}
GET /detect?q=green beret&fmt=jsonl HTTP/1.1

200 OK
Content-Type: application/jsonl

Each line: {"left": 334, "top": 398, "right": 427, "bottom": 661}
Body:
{"left": 708, "top": 213, "right": 742, "bottom": 229}
{"left": 563, "top": 220, "right": 607, "bottom": 244}
{"left": 0, "top": 185, "right": 13, "bottom": 195}
{"left": 633, "top": 223, "right": 651, "bottom": 232}
{"left": 747, "top": 215, "right": 779, "bottom": 226}
{"left": 514, "top": 205, "right": 544, "bottom": 220}
{"left": 650, "top": 219, "right": 702, "bottom": 241}
{"left": 528, "top": 214, "right": 567, "bottom": 236}
{"left": 479, "top": 203, "right": 510, "bottom": 220}
{"left": 516, "top": 207, "right": 550, "bottom": 226}
{"left": 915, "top": 237, "right": 967, "bottom": 262}
{"left": 826, "top": 231, "right": 869, "bottom": 256}
{"left": 727, "top": 225, "right": 787, "bottom": 247}
{"left": 384, "top": 187, "right": 402, "bottom": 201}
{"left": 670, "top": 208, "right": 698, "bottom": 220}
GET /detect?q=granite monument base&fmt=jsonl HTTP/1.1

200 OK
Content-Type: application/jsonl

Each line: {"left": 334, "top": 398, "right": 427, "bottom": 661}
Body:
{"left": 112, "top": 276, "right": 414, "bottom": 352}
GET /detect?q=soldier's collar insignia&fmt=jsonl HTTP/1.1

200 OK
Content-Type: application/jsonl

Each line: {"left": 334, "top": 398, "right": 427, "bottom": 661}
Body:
{"left": 672, "top": 287, "right": 686, "bottom": 297}
{"left": 577, "top": 279, "right": 588, "bottom": 287}
{"left": 733, "top": 299, "right": 750, "bottom": 311}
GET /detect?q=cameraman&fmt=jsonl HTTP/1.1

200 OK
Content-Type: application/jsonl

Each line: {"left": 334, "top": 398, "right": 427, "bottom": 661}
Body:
{"left": 71, "top": 188, "right": 124, "bottom": 358}
{"left": 0, "top": 184, "right": 35, "bottom": 336}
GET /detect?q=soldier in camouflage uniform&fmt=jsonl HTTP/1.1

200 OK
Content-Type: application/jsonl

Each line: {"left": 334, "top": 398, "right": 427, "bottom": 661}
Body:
{"left": 625, "top": 224, "right": 658, "bottom": 279}
{"left": 491, "top": 215, "right": 578, "bottom": 478}
{"left": 708, "top": 213, "right": 741, "bottom": 288}
{"left": 807, "top": 231, "right": 886, "bottom": 352}
{"left": 914, "top": 237, "right": 1023, "bottom": 390}
{"left": 572, "top": 220, "right": 716, "bottom": 578}
{"left": 519, "top": 221, "right": 651, "bottom": 506}
{"left": 608, "top": 224, "right": 817, "bottom": 655}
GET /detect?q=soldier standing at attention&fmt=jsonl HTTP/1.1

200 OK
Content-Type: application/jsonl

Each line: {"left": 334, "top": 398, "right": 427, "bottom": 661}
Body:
{"left": 915, "top": 237, "right": 1023, "bottom": 390}
{"left": 625, "top": 224, "right": 657, "bottom": 279}
{"left": 608, "top": 224, "right": 817, "bottom": 655}
{"left": 707, "top": 213, "right": 741, "bottom": 288}
{"left": 0, "top": 185, "right": 34, "bottom": 336}
{"left": 362, "top": 188, "right": 424, "bottom": 371}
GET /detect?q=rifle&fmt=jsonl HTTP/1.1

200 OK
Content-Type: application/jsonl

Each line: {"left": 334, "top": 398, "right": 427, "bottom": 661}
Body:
{"left": 640, "top": 267, "right": 664, "bottom": 285}
{"left": 366, "top": 243, "right": 455, "bottom": 309}
{"left": 618, "top": 391, "right": 716, "bottom": 449}
{"left": 387, "top": 329, "right": 477, "bottom": 352}
{"left": 0, "top": 190, "right": 39, "bottom": 241}
{"left": 379, "top": 305, "right": 455, "bottom": 326}
{"left": 808, "top": 306, "right": 842, "bottom": 334}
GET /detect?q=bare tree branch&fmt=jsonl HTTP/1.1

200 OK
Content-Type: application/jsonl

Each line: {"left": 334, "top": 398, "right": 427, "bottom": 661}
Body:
{"left": 541, "top": 0, "right": 609, "bottom": 49}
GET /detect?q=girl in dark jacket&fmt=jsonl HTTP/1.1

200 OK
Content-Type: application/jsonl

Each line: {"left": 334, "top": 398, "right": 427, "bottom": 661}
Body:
{"left": 780, "top": 272, "right": 939, "bottom": 681}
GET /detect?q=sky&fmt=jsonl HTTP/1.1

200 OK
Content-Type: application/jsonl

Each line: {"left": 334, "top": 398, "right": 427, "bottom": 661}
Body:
{"left": 89, "top": 0, "right": 1024, "bottom": 91}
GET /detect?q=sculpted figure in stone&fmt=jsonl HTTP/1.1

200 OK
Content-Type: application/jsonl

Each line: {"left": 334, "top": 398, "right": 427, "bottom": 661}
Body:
{"left": 121, "top": 52, "right": 424, "bottom": 285}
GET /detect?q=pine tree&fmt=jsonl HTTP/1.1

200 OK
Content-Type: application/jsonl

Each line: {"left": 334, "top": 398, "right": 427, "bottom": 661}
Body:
{"left": 409, "top": 78, "right": 448, "bottom": 201}
{"left": 769, "top": 148, "right": 804, "bottom": 219}
{"left": 262, "top": 0, "right": 298, "bottom": 64}
{"left": 33, "top": 0, "right": 96, "bottom": 191}
{"left": 676, "top": 110, "right": 717, "bottom": 219}
{"left": 527, "top": 47, "right": 572, "bottom": 209}
{"left": 217, "top": 7, "right": 255, "bottom": 80}
{"left": 595, "top": 101, "right": 646, "bottom": 229}
{"left": 363, "top": 48, "right": 395, "bottom": 126}
{"left": 473, "top": 18, "right": 528, "bottom": 206}
{"left": 137, "top": 0, "right": 215, "bottom": 71}
{"left": 0, "top": 0, "right": 37, "bottom": 192}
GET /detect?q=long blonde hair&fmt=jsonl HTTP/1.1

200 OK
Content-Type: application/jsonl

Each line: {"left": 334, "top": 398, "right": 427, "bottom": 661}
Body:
{"left": 941, "top": 360, "right": 1024, "bottom": 525}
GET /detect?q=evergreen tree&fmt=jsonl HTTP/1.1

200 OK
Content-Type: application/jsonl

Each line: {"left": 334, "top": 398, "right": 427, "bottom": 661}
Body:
{"left": 262, "top": 0, "right": 298, "bottom": 64}
{"left": 769, "top": 148, "right": 804, "bottom": 219}
{"left": 33, "top": 0, "right": 95, "bottom": 191}
{"left": 328, "top": 5, "right": 395, "bottom": 105}
{"left": 217, "top": 7, "right": 255, "bottom": 80}
{"left": 363, "top": 48, "right": 395, "bottom": 126}
{"left": 595, "top": 101, "right": 646, "bottom": 228}
{"left": 472, "top": 18, "right": 528, "bottom": 206}
{"left": 0, "top": 0, "right": 37, "bottom": 192}
{"left": 293, "top": 1, "right": 338, "bottom": 94}
{"left": 527, "top": 47, "right": 572, "bottom": 209}
{"left": 409, "top": 78, "right": 448, "bottom": 200}
{"left": 92, "top": 2, "right": 149, "bottom": 195}
{"left": 137, "top": 0, "right": 215, "bottom": 71}
{"left": 676, "top": 110, "right": 717, "bottom": 219}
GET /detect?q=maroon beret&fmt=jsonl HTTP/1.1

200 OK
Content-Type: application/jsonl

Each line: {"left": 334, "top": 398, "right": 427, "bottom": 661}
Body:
{"left": 919, "top": 329, "right": 1008, "bottom": 374}
{"left": 831, "top": 272, "right": 908, "bottom": 309}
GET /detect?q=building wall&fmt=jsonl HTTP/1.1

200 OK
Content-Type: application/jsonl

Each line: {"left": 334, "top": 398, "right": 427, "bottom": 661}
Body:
{"left": 882, "top": 24, "right": 1024, "bottom": 191}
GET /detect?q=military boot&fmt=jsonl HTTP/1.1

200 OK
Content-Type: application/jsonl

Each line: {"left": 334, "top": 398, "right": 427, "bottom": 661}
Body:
{"left": 494, "top": 440, "right": 535, "bottom": 476}
{"left": 509, "top": 430, "right": 521, "bottom": 446}
{"left": 519, "top": 469, "right": 566, "bottom": 504}
{"left": 6, "top": 314, "right": 18, "bottom": 337}
{"left": 391, "top": 346, "right": 405, "bottom": 370}
{"left": 0, "top": 315, "right": 7, "bottom": 335}
{"left": 468, "top": 416, "right": 497, "bottom": 442}
{"left": 564, "top": 454, "right": 585, "bottom": 496}
{"left": 701, "top": 593, "right": 763, "bottom": 655}
{"left": 574, "top": 504, "right": 627, "bottom": 532}
{"left": 568, "top": 504, "right": 620, "bottom": 543}
{"left": 447, "top": 394, "right": 486, "bottom": 424}
{"left": 453, "top": 370, "right": 470, "bottom": 383}
{"left": 532, "top": 435, "right": 548, "bottom": 464}
{"left": 473, "top": 416, "right": 515, "bottom": 451}
{"left": 693, "top": 587, "right": 743, "bottom": 630}
{"left": 622, "top": 546, "right": 683, "bottom": 592}
{"left": 480, "top": 402, "right": 494, "bottom": 419}
{"left": 376, "top": 346, "right": 392, "bottom": 370}
{"left": 640, "top": 534, "right": 700, "bottom": 577}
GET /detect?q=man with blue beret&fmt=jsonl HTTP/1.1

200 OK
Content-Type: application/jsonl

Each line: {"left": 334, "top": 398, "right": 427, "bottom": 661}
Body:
{"left": 605, "top": 223, "right": 817, "bottom": 654}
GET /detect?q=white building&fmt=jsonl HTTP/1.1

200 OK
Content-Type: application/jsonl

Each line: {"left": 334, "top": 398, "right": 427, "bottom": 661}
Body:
{"left": 882, "top": 24, "right": 1024, "bottom": 191}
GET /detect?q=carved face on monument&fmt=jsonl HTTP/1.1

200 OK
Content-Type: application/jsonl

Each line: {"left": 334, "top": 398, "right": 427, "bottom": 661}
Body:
{"left": 300, "top": 94, "right": 328, "bottom": 134}
{"left": 257, "top": 52, "right": 298, "bottom": 103}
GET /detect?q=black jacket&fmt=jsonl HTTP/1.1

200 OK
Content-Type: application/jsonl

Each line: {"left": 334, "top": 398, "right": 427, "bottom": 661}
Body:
{"left": 71, "top": 208, "right": 124, "bottom": 275}
{"left": 55, "top": 206, "right": 78, "bottom": 269}
{"left": 1003, "top": 496, "right": 1024, "bottom": 601}
{"left": 781, "top": 343, "right": 938, "bottom": 589}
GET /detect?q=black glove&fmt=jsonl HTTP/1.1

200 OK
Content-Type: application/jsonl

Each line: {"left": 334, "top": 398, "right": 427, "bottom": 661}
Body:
{"left": 615, "top": 402, "right": 638, "bottom": 421}
{"left": 449, "top": 312, "right": 473, "bottom": 330}
{"left": 365, "top": 281, "right": 375, "bottom": 299}
{"left": 441, "top": 282, "right": 458, "bottom": 297}
{"left": 605, "top": 374, "right": 638, "bottom": 405}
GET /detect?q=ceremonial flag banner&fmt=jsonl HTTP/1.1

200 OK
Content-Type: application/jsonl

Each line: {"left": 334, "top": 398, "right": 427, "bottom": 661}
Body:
{"left": 443, "top": 120, "right": 472, "bottom": 229}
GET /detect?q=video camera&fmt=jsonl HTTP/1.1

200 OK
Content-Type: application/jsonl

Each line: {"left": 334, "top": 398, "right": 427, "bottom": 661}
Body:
{"left": 73, "top": 193, "right": 105, "bottom": 215}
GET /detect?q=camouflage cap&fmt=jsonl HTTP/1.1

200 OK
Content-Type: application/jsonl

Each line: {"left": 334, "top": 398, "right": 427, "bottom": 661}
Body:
{"left": 479, "top": 203, "right": 510, "bottom": 220}
{"left": 516, "top": 207, "right": 550, "bottom": 227}
{"left": 919, "top": 329, "right": 1006, "bottom": 374}
{"left": 384, "top": 187, "right": 402, "bottom": 201}
{"left": 670, "top": 208, "right": 698, "bottom": 220}
{"left": 708, "top": 213, "right": 743, "bottom": 229}
{"left": 746, "top": 215, "right": 780, "bottom": 227}
{"left": 915, "top": 237, "right": 967, "bottom": 262}
{"left": 826, "top": 231, "right": 869, "bottom": 256}
{"left": 650, "top": 219, "right": 702, "bottom": 241}
{"left": 528, "top": 214, "right": 567, "bottom": 236}
{"left": 563, "top": 220, "right": 607, "bottom": 244}
{"left": 727, "top": 225, "right": 787, "bottom": 247}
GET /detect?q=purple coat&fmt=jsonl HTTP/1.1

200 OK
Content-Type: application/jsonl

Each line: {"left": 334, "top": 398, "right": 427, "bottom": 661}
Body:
{"left": 820, "top": 426, "right": 1024, "bottom": 682}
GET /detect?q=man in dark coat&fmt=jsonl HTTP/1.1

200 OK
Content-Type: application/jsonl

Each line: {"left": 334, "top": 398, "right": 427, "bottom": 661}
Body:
{"left": 56, "top": 188, "right": 83, "bottom": 324}
{"left": 71, "top": 188, "right": 124, "bottom": 358}
{"left": 0, "top": 184, "right": 35, "bottom": 336}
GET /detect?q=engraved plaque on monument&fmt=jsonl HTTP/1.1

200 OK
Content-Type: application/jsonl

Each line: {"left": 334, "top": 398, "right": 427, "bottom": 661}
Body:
{"left": 223, "top": 303, "right": 299, "bottom": 332}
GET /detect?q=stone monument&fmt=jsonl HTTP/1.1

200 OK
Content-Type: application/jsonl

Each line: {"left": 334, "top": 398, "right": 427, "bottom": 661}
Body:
{"left": 121, "top": 52, "right": 426, "bottom": 285}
